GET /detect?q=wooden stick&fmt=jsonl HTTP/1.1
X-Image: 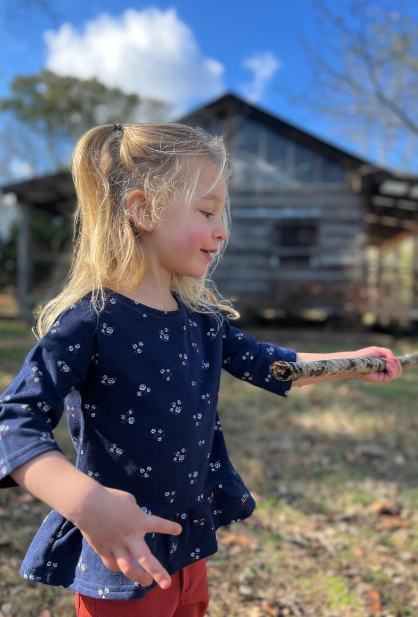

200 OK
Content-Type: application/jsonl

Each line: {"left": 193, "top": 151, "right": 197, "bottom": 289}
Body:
{"left": 269, "top": 353, "right": 418, "bottom": 382}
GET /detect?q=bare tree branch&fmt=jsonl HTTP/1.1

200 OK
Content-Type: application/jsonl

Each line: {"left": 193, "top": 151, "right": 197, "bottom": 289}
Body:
{"left": 278, "top": 0, "right": 418, "bottom": 171}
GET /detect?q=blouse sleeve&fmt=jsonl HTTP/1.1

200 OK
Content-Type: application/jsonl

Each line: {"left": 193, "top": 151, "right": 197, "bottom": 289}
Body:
{"left": 0, "top": 298, "right": 99, "bottom": 489}
{"left": 221, "top": 316, "right": 297, "bottom": 398}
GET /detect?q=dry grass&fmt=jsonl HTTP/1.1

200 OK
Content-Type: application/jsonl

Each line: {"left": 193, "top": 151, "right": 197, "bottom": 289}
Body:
{"left": 1, "top": 320, "right": 418, "bottom": 616}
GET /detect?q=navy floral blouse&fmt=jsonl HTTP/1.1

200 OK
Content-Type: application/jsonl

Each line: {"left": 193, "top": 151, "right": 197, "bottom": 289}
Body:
{"left": 0, "top": 288, "right": 296, "bottom": 600}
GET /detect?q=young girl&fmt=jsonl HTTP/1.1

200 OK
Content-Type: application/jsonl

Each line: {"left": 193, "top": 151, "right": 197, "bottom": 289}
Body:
{"left": 0, "top": 123, "right": 402, "bottom": 617}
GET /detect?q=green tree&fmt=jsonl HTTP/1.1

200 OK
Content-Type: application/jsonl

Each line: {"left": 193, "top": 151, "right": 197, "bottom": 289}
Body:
{"left": 0, "top": 69, "right": 172, "bottom": 179}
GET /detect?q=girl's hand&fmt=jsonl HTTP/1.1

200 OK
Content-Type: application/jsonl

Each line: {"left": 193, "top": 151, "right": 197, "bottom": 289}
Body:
{"left": 354, "top": 347, "right": 403, "bottom": 384}
{"left": 75, "top": 485, "right": 182, "bottom": 589}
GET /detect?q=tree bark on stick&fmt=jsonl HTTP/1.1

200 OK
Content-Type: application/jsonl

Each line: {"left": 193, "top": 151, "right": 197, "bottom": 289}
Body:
{"left": 269, "top": 353, "right": 418, "bottom": 382}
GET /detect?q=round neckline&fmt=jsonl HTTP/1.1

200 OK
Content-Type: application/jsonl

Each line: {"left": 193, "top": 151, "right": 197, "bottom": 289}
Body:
{"left": 103, "top": 287, "right": 186, "bottom": 320}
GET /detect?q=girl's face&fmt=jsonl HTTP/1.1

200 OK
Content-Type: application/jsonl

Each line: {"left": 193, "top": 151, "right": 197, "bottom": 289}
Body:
{"left": 139, "top": 162, "right": 228, "bottom": 278}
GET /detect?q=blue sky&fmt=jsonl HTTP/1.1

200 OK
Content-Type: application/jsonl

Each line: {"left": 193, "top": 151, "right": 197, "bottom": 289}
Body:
{"left": 0, "top": 0, "right": 416, "bottom": 180}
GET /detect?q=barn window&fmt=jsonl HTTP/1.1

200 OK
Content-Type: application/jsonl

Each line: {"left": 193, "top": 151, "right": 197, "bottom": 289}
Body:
{"left": 231, "top": 115, "right": 347, "bottom": 187}
{"left": 273, "top": 219, "right": 319, "bottom": 268}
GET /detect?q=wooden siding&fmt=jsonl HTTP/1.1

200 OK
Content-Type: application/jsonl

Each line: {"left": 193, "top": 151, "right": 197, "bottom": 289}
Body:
{"left": 211, "top": 188, "right": 368, "bottom": 317}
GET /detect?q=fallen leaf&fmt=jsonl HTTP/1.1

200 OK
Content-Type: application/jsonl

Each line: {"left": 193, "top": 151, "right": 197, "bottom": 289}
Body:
{"left": 369, "top": 500, "right": 402, "bottom": 516}
{"left": 353, "top": 547, "right": 365, "bottom": 558}
{"left": 245, "top": 607, "right": 262, "bottom": 617}
{"left": 376, "top": 516, "right": 408, "bottom": 531}
{"left": 261, "top": 600, "right": 278, "bottom": 615}
{"left": 344, "top": 450, "right": 356, "bottom": 462}
{"left": 367, "top": 589, "right": 382, "bottom": 611}
{"left": 206, "top": 565, "right": 223, "bottom": 576}
{"left": 220, "top": 534, "right": 258, "bottom": 549}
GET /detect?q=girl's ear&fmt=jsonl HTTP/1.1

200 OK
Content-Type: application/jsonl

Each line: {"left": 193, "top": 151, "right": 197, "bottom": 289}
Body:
{"left": 127, "top": 189, "right": 154, "bottom": 231}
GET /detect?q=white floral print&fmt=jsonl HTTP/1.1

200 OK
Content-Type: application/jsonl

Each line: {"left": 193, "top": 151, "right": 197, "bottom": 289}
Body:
{"left": 214, "top": 420, "right": 223, "bottom": 432}
{"left": 139, "top": 466, "right": 152, "bottom": 479}
{"left": 160, "top": 368, "right": 172, "bottom": 381}
{"left": 67, "top": 405, "right": 76, "bottom": 418}
{"left": 137, "top": 384, "right": 151, "bottom": 396}
{"left": 31, "top": 364, "right": 44, "bottom": 382}
{"left": 67, "top": 343, "right": 81, "bottom": 353}
{"left": 84, "top": 403, "right": 99, "bottom": 418}
{"left": 241, "top": 372, "right": 253, "bottom": 382}
{"left": 121, "top": 409, "right": 135, "bottom": 424}
{"left": 37, "top": 401, "right": 51, "bottom": 413}
{"left": 165, "top": 490, "right": 177, "bottom": 503}
{"left": 173, "top": 448, "right": 187, "bottom": 463}
{"left": 109, "top": 443, "right": 124, "bottom": 457}
{"left": 78, "top": 556, "right": 88, "bottom": 572}
{"left": 150, "top": 428, "right": 165, "bottom": 441}
{"left": 0, "top": 424, "right": 10, "bottom": 440}
{"left": 101, "top": 323, "right": 116, "bottom": 336}
{"left": 159, "top": 327, "right": 171, "bottom": 341}
{"left": 170, "top": 400, "right": 183, "bottom": 416}
{"left": 50, "top": 320, "right": 61, "bottom": 335}
{"left": 205, "top": 327, "right": 217, "bottom": 340}
{"left": 209, "top": 461, "right": 221, "bottom": 472}
{"left": 132, "top": 341, "right": 144, "bottom": 355}
{"left": 57, "top": 360, "right": 71, "bottom": 373}
{"left": 100, "top": 375, "right": 117, "bottom": 385}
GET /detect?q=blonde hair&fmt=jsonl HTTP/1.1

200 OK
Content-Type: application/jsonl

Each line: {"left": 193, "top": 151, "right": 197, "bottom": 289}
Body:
{"left": 34, "top": 122, "right": 240, "bottom": 340}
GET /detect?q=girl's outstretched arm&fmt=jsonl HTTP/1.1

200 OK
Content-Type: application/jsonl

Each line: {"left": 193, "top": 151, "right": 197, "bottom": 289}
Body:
{"left": 293, "top": 347, "right": 403, "bottom": 387}
{"left": 220, "top": 316, "right": 402, "bottom": 394}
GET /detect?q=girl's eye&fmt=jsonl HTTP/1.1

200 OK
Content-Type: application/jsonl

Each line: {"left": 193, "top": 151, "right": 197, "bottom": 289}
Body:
{"left": 201, "top": 211, "right": 214, "bottom": 219}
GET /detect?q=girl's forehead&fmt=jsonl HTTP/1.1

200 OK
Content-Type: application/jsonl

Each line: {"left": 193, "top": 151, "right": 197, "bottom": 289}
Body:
{"left": 199, "top": 162, "right": 223, "bottom": 185}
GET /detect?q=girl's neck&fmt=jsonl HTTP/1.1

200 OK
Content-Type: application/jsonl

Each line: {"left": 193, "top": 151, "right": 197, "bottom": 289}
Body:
{"left": 111, "top": 286, "right": 179, "bottom": 312}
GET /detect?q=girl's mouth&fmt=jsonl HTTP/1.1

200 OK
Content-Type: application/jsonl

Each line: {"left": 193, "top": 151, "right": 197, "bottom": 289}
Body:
{"left": 201, "top": 250, "right": 212, "bottom": 261}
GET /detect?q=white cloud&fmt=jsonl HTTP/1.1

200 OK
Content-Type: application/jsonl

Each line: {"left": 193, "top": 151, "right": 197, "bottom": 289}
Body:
{"left": 43, "top": 7, "right": 225, "bottom": 119}
{"left": 241, "top": 52, "right": 281, "bottom": 103}
{"left": 9, "top": 158, "right": 34, "bottom": 179}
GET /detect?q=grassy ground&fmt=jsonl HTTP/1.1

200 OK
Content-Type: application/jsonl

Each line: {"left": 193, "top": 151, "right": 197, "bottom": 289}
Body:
{"left": 0, "top": 320, "right": 418, "bottom": 617}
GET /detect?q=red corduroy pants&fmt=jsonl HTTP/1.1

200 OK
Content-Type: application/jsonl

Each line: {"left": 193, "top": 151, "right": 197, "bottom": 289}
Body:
{"left": 75, "top": 558, "right": 209, "bottom": 617}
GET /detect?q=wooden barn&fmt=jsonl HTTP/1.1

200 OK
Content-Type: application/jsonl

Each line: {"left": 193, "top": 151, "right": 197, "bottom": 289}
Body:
{"left": 177, "top": 93, "right": 418, "bottom": 326}
{"left": 2, "top": 92, "right": 418, "bottom": 326}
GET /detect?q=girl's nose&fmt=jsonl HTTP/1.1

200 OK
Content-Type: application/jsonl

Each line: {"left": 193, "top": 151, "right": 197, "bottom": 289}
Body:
{"left": 214, "top": 224, "right": 227, "bottom": 242}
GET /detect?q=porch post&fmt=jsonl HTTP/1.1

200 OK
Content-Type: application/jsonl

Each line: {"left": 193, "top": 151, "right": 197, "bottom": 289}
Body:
{"left": 16, "top": 201, "right": 33, "bottom": 321}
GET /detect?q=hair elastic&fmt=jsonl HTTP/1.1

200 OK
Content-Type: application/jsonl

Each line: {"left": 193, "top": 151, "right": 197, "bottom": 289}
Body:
{"left": 113, "top": 124, "right": 123, "bottom": 132}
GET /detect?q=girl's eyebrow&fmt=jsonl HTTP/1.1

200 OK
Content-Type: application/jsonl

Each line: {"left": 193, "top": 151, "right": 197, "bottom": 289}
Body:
{"left": 204, "top": 193, "right": 225, "bottom": 207}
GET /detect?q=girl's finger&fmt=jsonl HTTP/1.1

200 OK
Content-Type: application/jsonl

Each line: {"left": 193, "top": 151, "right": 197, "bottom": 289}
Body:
{"left": 112, "top": 546, "right": 154, "bottom": 587}
{"left": 143, "top": 513, "right": 182, "bottom": 537}
{"left": 128, "top": 537, "right": 173, "bottom": 589}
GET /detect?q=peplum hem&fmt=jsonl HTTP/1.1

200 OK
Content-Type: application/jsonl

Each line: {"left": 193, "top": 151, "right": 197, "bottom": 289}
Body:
{"left": 20, "top": 470, "right": 256, "bottom": 600}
